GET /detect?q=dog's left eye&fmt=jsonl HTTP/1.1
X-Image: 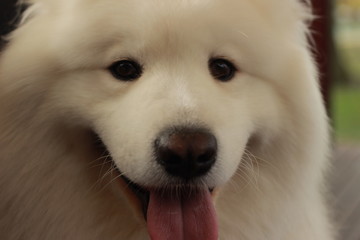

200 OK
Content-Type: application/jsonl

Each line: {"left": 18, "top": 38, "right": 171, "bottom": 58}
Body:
{"left": 108, "top": 60, "right": 142, "bottom": 81}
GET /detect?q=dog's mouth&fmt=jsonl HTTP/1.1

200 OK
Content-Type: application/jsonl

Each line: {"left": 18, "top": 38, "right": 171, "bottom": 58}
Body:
{"left": 115, "top": 170, "right": 150, "bottom": 219}
{"left": 118, "top": 171, "right": 215, "bottom": 221}
{"left": 92, "top": 132, "right": 150, "bottom": 218}
{"left": 92, "top": 132, "right": 218, "bottom": 240}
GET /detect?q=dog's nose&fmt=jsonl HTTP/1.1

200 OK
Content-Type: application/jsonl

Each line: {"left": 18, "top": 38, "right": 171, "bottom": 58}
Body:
{"left": 154, "top": 127, "right": 217, "bottom": 179}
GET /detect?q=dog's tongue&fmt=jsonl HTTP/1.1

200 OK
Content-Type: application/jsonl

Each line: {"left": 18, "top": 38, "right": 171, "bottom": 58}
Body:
{"left": 147, "top": 189, "right": 218, "bottom": 240}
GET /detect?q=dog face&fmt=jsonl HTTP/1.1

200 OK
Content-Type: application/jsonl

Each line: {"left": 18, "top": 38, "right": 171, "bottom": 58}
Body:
{"left": 2, "top": 0, "right": 309, "bottom": 187}
{"left": 1, "top": 0, "right": 317, "bottom": 238}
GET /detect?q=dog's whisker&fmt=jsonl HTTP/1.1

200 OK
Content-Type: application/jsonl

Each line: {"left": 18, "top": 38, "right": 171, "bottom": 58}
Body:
{"left": 233, "top": 167, "right": 255, "bottom": 192}
{"left": 245, "top": 161, "right": 261, "bottom": 190}
{"left": 90, "top": 158, "right": 113, "bottom": 169}
{"left": 234, "top": 153, "right": 262, "bottom": 193}
{"left": 227, "top": 176, "right": 246, "bottom": 193}
{"left": 92, "top": 167, "right": 130, "bottom": 194}
{"left": 101, "top": 163, "right": 116, "bottom": 181}
{"left": 89, "top": 164, "right": 117, "bottom": 191}
{"left": 98, "top": 155, "right": 113, "bottom": 179}
{"left": 243, "top": 151, "right": 261, "bottom": 185}
{"left": 244, "top": 149, "right": 278, "bottom": 171}
{"left": 101, "top": 172, "right": 126, "bottom": 192}
{"left": 88, "top": 153, "right": 111, "bottom": 165}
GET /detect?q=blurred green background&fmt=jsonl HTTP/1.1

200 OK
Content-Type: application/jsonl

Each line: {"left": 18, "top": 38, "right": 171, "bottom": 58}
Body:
{"left": 333, "top": 0, "right": 360, "bottom": 143}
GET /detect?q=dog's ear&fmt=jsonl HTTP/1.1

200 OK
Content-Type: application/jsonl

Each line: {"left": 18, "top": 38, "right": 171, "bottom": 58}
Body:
{"left": 292, "top": 0, "right": 315, "bottom": 40}
{"left": 22, "top": 0, "right": 52, "bottom": 4}
{"left": 2, "top": 0, "right": 54, "bottom": 43}
{"left": 19, "top": 2, "right": 42, "bottom": 24}
{"left": 294, "top": 0, "right": 314, "bottom": 22}
{"left": 16, "top": 0, "right": 59, "bottom": 27}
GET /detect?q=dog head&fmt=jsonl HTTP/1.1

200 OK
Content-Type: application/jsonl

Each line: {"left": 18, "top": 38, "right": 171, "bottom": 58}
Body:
{"left": 1, "top": 0, "right": 324, "bottom": 239}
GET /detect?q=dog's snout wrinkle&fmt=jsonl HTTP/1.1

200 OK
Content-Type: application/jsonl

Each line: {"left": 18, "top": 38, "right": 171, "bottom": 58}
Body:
{"left": 154, "top": 126, "right": 217, "bottom": 179}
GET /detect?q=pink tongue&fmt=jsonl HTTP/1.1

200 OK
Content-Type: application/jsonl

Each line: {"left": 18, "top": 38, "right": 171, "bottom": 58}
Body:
{"left": 147, "top": 189, "right": 218, "bottom": 240}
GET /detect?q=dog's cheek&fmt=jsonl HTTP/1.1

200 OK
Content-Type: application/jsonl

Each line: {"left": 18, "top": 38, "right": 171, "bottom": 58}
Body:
{"left": 90, "top": 103, "right": 162, "bottom": 185}
{"left": 208, "top": 121, "right": 251, "bottom": 186}
{"left": 43, "top": 71, "right": 127, "bottom": 125}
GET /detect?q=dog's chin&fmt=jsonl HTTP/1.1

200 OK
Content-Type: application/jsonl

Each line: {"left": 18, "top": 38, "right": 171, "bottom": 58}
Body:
{"left": 91, "top": 131, "right": 217, "bottom": 221}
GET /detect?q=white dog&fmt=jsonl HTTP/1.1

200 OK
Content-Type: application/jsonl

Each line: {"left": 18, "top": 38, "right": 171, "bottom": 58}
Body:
{"left": 0, "top": 0, "right": 335, "bottom": 239}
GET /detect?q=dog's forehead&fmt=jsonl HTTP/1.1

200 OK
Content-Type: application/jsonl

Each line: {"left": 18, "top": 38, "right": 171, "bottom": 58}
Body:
{"left": 70, "top": 0, "right": 237, "bottom": 33}
{"left": 55, "top": 0, "right": 258, "bottom": 51}
{"left": 38, "top": 1, "right": 250, "bottom": 64}
{"left": 10, "top": 0, "right": 308, "bottom": 72}
{"left": 56, "top": 0, "right": 304, "bottom": 45}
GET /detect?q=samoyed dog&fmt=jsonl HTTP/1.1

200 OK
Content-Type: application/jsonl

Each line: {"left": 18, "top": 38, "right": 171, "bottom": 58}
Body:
{"left": 0, "top": 0, "right": 334, "bottom": 239}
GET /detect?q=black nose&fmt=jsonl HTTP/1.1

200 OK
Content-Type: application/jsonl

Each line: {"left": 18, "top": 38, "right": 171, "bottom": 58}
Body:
{"left": 154, "top": 127, "right": 217, "bottom": 179}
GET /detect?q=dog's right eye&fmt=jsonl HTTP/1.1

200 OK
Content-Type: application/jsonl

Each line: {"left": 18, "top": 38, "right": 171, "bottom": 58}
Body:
{"left": 108, "top": 60, "right": 142, "bottom": 81}
{"left": 209, "top": 58, "right": 237, "bottom": 82}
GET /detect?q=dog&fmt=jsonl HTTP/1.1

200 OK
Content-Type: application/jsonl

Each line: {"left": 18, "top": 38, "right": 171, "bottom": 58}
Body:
{"left": 0, "top": 0, "right": 335, "bottom": 239}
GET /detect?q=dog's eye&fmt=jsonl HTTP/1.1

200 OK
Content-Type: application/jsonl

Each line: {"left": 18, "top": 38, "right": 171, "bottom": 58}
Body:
{"left": 108, "top": 60, "right": 142, "bottom": 81}
{"left": 209, "top": 58, "right": 237, "bottom": 82}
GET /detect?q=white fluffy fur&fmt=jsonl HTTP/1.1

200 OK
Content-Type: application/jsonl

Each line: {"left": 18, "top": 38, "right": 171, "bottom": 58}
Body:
{"left": 0, "top": 0, "right": 335, "bottom": 239}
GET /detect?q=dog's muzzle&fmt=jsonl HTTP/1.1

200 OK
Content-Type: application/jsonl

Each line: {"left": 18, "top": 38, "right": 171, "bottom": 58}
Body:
{"left": 92, "top": 126, "right": 219, "bottom": 240}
